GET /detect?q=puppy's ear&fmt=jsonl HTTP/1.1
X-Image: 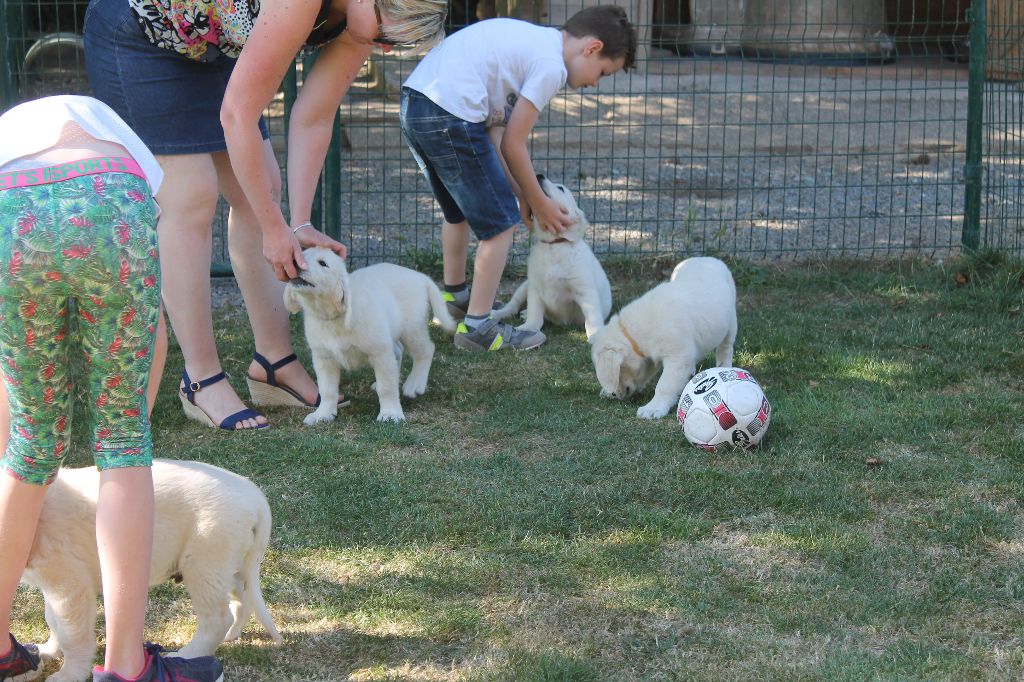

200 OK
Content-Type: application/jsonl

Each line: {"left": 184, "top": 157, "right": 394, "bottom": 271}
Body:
{"left": 594, "top": 347, "right": 623, "bottom": 393}
{"left": 333, "top": 266, "right": 354, "bottom": 327}
{"left": 589, "top": 314, "right": 616, "bottom": 345}
{"left": 283, "top": 285, "right": 301, "bottom": 314}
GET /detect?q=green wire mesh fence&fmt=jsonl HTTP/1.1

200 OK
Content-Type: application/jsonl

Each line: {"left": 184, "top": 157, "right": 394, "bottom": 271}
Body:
{"left": 981, "top": 0, "right": 1023, "bottom": 253}
{"left": 2, "top": 0, "right": 1022, "bottom": 269}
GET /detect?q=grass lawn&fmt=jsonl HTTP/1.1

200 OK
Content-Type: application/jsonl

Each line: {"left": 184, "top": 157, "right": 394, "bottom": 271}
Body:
{"left": 13, "top": 253, "right": 1024, "bottom": 681}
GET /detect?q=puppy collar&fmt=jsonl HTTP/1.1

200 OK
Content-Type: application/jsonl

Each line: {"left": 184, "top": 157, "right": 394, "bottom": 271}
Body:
{"left": 617, "top": 320, "right": 645, "bottom": 358}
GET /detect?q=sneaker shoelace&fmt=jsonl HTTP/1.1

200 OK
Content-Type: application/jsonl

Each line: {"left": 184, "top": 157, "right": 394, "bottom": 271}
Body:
{"left": 142, "top": 643, "right": 174, "bottom": 680}
{"left": 0, "top": 637, "right": 38, "bottom": 674}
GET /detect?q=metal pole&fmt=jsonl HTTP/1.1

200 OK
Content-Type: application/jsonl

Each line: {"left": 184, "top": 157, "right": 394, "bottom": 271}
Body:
{"left": 962, "top": 0, "right": 987, "bottom": 252}
{"left": 301, "top": 52, "right": 324, "bottom": 231}
{"left": 324, "top": 108, "right": 341, "bottom": 242}
{"left": 0, "top": 0, "right": 18, "bottom": 110}
{"left": 283, "top": 61, "right": 297, "bottom": 141}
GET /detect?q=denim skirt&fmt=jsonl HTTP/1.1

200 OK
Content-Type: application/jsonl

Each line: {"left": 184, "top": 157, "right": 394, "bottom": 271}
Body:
{"left": 83, "top": 0, "right": 269, "bottom": 155}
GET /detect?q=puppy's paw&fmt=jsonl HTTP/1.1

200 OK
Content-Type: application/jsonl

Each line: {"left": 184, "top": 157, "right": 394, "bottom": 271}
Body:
{"left": 173, "top": 642, "right": 213, "bottom": 659}
{"left": 376, "top": 407, "right": 405, "bottom": 422}
{"left": 402, "top": 379, "right": 427, "bottom": 398}
{"left": 304, "top": 407, "right": 337, "bottom": 425}
{"left": 46, "top": 669, "right": 87, "bottom": 682}
{"left": 636, "top": 403, "right": 670, "bottom": 420}
{"left": 36, "top": 639, "right": 61, "bottom": 660}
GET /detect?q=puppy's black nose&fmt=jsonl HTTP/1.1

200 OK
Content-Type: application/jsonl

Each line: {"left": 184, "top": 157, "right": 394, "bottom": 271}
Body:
{"left": 536, "top": 173, "right": 545, "bottom": 183}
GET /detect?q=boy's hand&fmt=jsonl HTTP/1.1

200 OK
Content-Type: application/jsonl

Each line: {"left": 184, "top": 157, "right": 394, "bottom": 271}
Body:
{"left": 528, "top": 196, "right": 573, "bottom": 234}
{"left": 519, "top": 199, "right": 533, "bottom": 229}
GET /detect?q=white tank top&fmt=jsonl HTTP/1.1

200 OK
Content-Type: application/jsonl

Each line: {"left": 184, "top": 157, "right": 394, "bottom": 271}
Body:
{"left": 0, "top": 95, "right": 163, "bottom": 194}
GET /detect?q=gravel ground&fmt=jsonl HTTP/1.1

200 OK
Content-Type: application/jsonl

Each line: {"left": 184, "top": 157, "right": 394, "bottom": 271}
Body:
{"left": 208, "top": 50, "right": 1022, "bottom": 294}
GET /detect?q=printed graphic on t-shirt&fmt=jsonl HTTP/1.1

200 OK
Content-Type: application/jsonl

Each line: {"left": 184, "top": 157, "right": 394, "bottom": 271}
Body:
{"left": 487, "top": 92, "right": 518, "bottom": 128}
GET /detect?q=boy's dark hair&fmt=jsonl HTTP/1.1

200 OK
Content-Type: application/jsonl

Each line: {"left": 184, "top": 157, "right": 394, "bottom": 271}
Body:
{"left": 563, "top": 6, "right": 638, "bottom": 71}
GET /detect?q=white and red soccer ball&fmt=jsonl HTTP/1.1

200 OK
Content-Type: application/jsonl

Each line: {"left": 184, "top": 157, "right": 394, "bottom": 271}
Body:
{"left": 676, "top": 367, "right": 771, "bottom": 451}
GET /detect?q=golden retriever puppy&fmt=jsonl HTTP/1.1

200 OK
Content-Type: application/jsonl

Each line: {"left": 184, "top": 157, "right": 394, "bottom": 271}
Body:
{"left": 23, "top": 460, "right": 282, "bottom": 682}
{"left": 589, "top": 257, "right": 737, "bottom": 419}
{"left": 284, "top": 248, "right": 456, "bottom": 423}
{"left": 492, "top": 175, "right": 612, "bottom": 339}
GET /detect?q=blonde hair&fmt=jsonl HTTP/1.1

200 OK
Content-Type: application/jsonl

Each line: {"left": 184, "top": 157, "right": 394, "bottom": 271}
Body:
{"left": 377, "top": 0, "right": 447, "bottom": 52}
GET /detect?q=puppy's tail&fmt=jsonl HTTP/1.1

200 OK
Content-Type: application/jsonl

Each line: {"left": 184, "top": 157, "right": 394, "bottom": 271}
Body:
{"left": 492, "top": 280, "right": 528, "bottom": 321}
{"left": 228, "top": 496, "right": 284, "bottom": 645}
{"left": 426, "top": 280, "right": 458, "bottom": 334}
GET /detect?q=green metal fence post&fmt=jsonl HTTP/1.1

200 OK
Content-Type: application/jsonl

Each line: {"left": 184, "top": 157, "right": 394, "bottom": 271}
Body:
{"left": 323, "top": 109, "right": 341, "bottom": 242}
{"left": 962, "top": 0, "right": 987, "bottom": 252}
{"left": 283, "top": 62, "right": 297, "bottom": 140}
{"left": 300, "top": 52, "right": 325, "bottom": 231}
{"left": 0, "top": 0, "right": 20, "bottom": 109}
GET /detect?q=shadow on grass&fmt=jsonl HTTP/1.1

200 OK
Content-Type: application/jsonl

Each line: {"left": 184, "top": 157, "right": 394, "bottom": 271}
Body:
{"left": 42, "top": 256, "right": 1024, "bottom": 680}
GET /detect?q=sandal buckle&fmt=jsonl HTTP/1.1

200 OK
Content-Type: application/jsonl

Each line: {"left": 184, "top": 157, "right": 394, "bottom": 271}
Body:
{"left": 189, "top": 381, "right": 201, "bottom": 392}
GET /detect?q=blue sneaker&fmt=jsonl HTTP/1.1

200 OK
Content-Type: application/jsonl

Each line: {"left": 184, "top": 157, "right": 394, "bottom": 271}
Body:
{"left": 0, "top": 634, "right": 40, "bottom": 681}
{"left": 92, "top": 643, "right": 223, "bottom": 682}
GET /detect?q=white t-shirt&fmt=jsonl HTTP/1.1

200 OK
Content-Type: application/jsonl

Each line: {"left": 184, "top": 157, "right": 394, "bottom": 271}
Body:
{"left": 0, "top": 95, "right": 163, "bottom": 194}
{"left": 404, "top": 18, "right": 567, "bottom": 127}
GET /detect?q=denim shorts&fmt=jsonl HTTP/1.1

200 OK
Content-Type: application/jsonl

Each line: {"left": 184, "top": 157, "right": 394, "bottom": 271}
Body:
{"left": 83, "top": 0, "right": 269, "bottom": 155}
{"left": 400, "top": 88, "right": 521, "bottom": 240}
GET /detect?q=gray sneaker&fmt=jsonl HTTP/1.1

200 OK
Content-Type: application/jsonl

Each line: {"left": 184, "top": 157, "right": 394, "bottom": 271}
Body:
{"left": 454, "top": 317, "right": 546, "bottom": 351}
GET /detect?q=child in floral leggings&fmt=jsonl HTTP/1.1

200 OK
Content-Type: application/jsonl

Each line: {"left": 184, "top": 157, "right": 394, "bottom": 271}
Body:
{"left": 0, "top": 159, "right": 159, "bottom": 484}
{"left": 0, "top": 96, "right": 223, "bottom": 682}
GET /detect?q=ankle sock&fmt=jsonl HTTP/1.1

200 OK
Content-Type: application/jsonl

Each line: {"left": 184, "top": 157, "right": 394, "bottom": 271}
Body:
{"left": 445, "top": 283, "right": 469, "bottom": 306}
{"left": 463, "top": 314, "right": 488, "bottom": 331}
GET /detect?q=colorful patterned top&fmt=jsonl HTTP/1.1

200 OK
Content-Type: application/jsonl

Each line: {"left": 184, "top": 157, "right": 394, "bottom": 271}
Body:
{"left": 129, "top": 0, "right": 345, "bottom": 61}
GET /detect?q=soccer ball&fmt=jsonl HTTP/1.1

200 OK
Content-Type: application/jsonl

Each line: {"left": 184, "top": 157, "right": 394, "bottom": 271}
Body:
{"left": 676, "top": 367, "right": 771, "bottom": 451}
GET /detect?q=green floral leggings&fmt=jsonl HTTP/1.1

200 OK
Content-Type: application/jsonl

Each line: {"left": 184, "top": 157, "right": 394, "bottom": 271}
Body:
{"left": 0, "top": 168, "right": 160, "bottom": 485}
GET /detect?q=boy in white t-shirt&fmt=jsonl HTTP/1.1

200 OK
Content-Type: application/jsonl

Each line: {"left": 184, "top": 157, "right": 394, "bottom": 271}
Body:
{"left": 400, "top": 6, "right": 637, "bottom": 351}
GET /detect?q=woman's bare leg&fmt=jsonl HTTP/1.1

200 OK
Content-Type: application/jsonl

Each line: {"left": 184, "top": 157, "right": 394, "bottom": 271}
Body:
{"left": 156, "top": 153, "right": 266, "bottom": 428}
{"left": 213, "top": 145, "right": 320, "bottom": 404}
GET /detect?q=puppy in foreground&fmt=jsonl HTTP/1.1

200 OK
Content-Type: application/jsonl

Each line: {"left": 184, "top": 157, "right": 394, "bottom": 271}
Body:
{"left": 492, "top": 175, "right": 612, "bottom": 339}
{"left": 589, "top": 257, "right": 737, "bottom": 419}
{"left": 22, "top": 460, "right": 282, "bottom": 682}
{"left": 284, "top": 248, "right": 457, "bottom": 423}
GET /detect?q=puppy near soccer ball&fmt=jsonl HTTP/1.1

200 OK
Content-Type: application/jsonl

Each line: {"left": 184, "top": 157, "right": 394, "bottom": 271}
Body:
{"left": 589, "top": 257, "right": 737, "bottom": 419}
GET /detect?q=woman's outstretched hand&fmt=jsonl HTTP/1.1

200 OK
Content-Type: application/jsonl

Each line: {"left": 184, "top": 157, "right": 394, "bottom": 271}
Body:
{"left": 294, "top": 223, "right": 348, "bottom": 259}
{"left": 265, "top": 223, "right": 349, "bottom": 282}
{"left": 264, "top": 224, "right": 304, "bottom": 282}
